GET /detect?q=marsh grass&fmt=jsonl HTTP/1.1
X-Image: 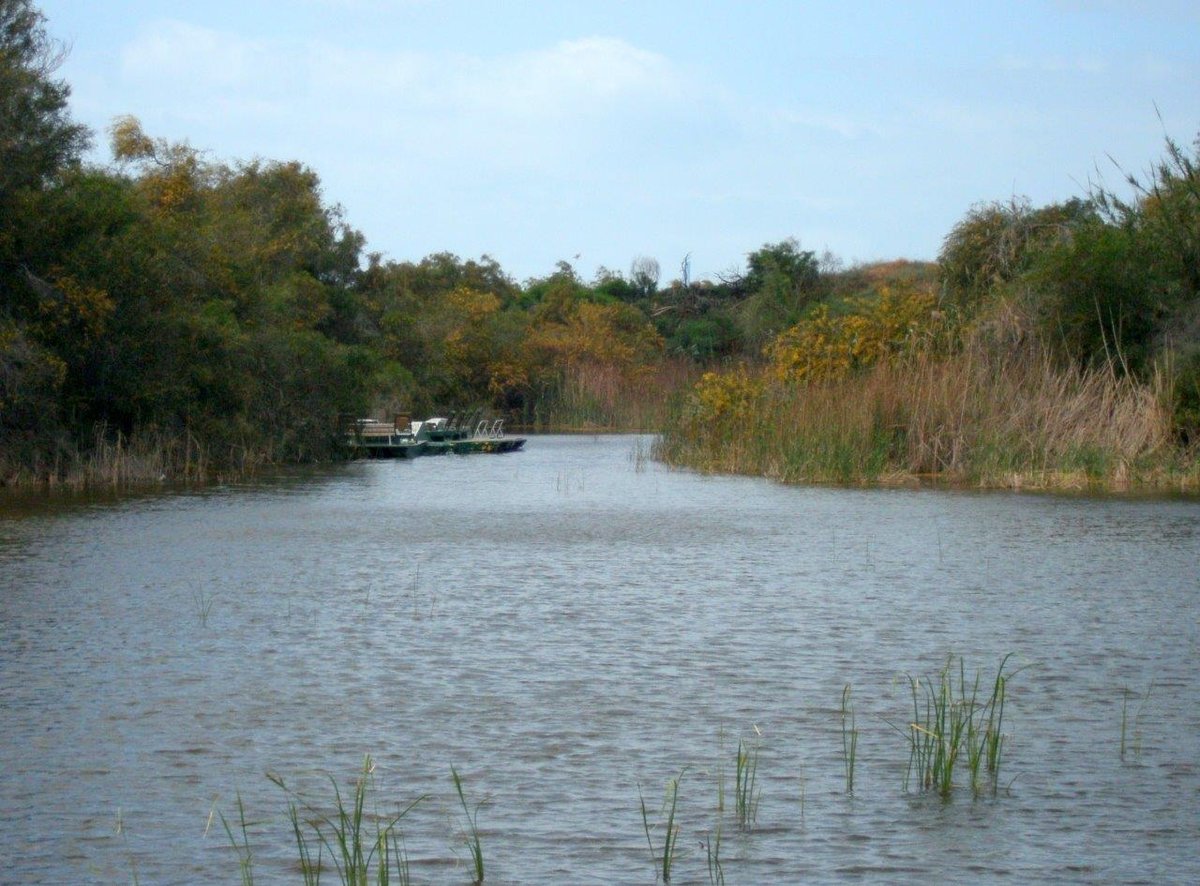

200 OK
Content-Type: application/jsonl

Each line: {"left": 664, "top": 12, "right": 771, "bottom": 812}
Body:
{"left": 639, "top": 769, "right": 685, "bottom": 883}
{"left": 901, "top": 654, "right": 1019, "bottom": 798}
{"left": 703, "top": 820, "right": 724, "bottom": 886}
{"left": 733, "top": 737, "right": 761, "bottom": 830}
{"left": 657, "top": 340, "right": 1196, "bottom": 490}
{"left": 715, "top": 727, "right": 726, "bottom": 814}
{"left": 841, "top": 684, "right": 859, "bottom": 793}
{"left": 192, "top": 588, "right": 216, "bottom": 626}
{"left": 219, "top": 792, "right": 255, "bottom": 886}
{"left": 265, "top": 755, "right": 423, "bottom": 886}
{"left": 2, "top": 425, "right": 216, "bottom": 488}
{"left": 1120, "top": 682, "right": 1154, "bottom": 759}
{"left": 115, "top": 806, "right": 141, "bottom": 886}
{"left": 451, "top": 766, "right": 485, "bottom": 885}
{"left": 537, "top": 358, "right": 700, "bottom": 431}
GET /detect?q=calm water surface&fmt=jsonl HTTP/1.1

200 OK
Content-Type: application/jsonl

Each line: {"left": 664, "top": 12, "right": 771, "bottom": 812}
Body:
{"left": 1, "top": 435, "right": 1198, "bottom": 884}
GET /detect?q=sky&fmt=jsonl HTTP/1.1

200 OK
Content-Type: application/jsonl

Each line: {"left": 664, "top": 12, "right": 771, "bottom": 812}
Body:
{"left": 36, "top": 0, "right": 1200, "bottom": 285}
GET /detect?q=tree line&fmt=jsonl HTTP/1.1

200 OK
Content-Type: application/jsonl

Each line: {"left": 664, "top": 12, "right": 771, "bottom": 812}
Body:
{"left": 2, "top": 0, "right": 1196, "bottom": 485}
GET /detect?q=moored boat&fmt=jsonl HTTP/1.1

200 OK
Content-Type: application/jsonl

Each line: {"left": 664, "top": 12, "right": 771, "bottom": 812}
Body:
{"left": 343, "top": 417, "right": 426, "bottom": 458}
{"left": 412, "top": 413, "right": 526, "bottom": 454}
{"left": 343, "top": 411, "right": 525, "bottom": 458}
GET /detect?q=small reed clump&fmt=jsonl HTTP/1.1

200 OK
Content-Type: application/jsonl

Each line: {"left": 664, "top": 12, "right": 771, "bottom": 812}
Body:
{"left": 902, "top": 654, "right": 1017, "bottom": 797}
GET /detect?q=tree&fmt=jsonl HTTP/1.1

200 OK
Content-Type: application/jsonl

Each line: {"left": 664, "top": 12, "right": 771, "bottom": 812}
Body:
{"left": 0, "top": 0, "right": 91, "bottom": 462}
{"left": 1093, "top": 130, "right": 1200, "bottom": 303}
{"left": 630, "top": 255, "right": 660, "bottom": 299}
{"left": 0, "top": 0, "right": 89, "bottom": 210}
{"left": 736, "top": 238, "right": 823, "bottom": 348}
{"left": 938, "top": 197, "right": 1094, "bottom": 309}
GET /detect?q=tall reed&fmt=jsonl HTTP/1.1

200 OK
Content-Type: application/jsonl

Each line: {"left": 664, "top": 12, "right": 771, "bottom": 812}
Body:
{"left": 219, "top": 792, "right": 255, "bottom": 886}
{"left": 1120, "top": 682, "right": 1154, "bottom": 759}
{"left": 266, "top": 755, "right": 423, "bottom": 886}
{"left": 639, "top": 770, "right": 685, "bottom": 883}
{"left": 703, "top": 820, "right": 724, "bottom": 886}
{"left": 734, "top": 738, "right": 761, "bottom": 830}
{"left": 657, "top": 338, "right": 1192, "bottom": 490}
{"left": 902, "top": 654, "right": 1017, "bottom": 798}
{"left": 539, "top": 358, "right": 699, "bottom": 431}
{"left": 451, "top": 766, "right": 485, "bottom": 885}
{"left": 2, "top": 424, "right": 216, "bottom": 489}
{"left": 841, "top": 684, "right": 859, "bottom": 793}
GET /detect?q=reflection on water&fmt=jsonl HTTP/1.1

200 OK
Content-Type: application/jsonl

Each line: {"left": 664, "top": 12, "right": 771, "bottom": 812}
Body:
{"left": 2, "top": 436, "right": 1198, "bottom": 883}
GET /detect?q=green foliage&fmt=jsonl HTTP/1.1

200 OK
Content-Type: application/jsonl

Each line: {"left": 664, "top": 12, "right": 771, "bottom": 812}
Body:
{"left": 903, "top": 655, "right": 1017, "bottom": 798}
{"left": 0, "top": 0, "right": 89, "bottom": 206}
{"left": 0, "top": 316, "right": 65, "bottom": 451}
{"left": 938, "top": 197, "right": 1095, "bottom": 309}
{"left": 0, "top": 0, "right": 90, "bottom": 460}
{"left": 737, "top": 238, "right": 825, "bottom": 347}
{"left": 733, "top": 738, "right": 760, "bottom": 829}
{"left": 1026, "top": 218, "right": 1158, "bottom": 370}
{"left": 639, "top": 770, "right": 684, "bottom": 883}
{"left": 1172, "top": 351, "right": 1200, "bottom": 445}
{"left": 669, "top": 315, "right": 738, "bottom": 361}
{"left": 1094, "top": 130, "right": 1200, "bottom": 303}
{"left": 451, "top": 766, "right": 484, "bottom": 885}
{"left": 267, "top": 756, "right": 423, "bottom": 886}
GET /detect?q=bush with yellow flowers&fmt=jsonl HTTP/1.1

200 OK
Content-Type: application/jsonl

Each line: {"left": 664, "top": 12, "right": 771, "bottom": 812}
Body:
{"left": 681, "top": 366, "right": 765, "bottom": 432}
{"left": 765, "top": 283, "right": 940, "bottom": 383}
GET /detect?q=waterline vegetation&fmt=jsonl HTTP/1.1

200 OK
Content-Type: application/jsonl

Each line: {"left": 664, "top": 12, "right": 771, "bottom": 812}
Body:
{"left": 451, "top": 766, "right": 486, "bottom": 885}
{"left": 639, "top": 769, "right": 685, "bottom": 883}
{"left": 221, "top": 657, "right": 1032, "bottom": 881}
{"left": 702, "top": 819, "right": 724, "bottom": 886}
{"left": 1120, "top": 682, "right": 1154, "bottom": 760}
{"left": 263, "top": 756, "right": 423, "bottom": 886}
{"left": 899, "top": 654, "right": 1019, "bottom": 798}
{"left": 657, "top": 323, "right": 1197, "bottom": 492}
{"left": 841, "top": 684, "right": 859, "bottom": 794}
{"left": 733, "top": 736, "right": 761, "bottom": 830}
{"left": 219, "top": 792, "right": 255, "bottom": 886}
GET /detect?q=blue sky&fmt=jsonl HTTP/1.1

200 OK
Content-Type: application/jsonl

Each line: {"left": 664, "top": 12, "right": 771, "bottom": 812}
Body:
{"left": 37, "top": 0, "right": 1199, "bottom": 284}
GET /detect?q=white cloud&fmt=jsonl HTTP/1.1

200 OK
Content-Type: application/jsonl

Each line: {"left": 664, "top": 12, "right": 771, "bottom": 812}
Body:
{"left": 120, "top": 23, "right": 681, "bottom": 118}
{"left": 471, "top": 37, "right": 683, "bottom": 114}
{"left": 113, "top": 21, "right": 691, "bottom": 175}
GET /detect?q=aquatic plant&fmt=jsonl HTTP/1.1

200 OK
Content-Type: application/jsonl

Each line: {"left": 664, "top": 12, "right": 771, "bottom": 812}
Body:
{"left": 901, "top": 654, "right": 1018, "bottom": 798}
{"left": 734, "top": 737, "right": 761, "bottom": 830}
{"left": 115, "top": 806, "right": 141, "bottom": 886}
{"left": 192, "top": 588, "right": 215, "bottom": 626}
{"left": 1120, "top": 682, "right": 1154, "bottom": 759}
{"left": 841, "top": 684, "right": 859, "bottom": 793}
{"left": 639, "top": 769, "right": 685, "bottom": 883}
{"left": 266, "top": 755, "right": 422, "bottom": 886}
{"left": 219, "top": 792, "right": 255, "bottom": 886}
{"left": 703, "top": 819, "right": 724, "bottom": 886}
{"left": 451, "top": 765, "right": 485, "bottom": 884}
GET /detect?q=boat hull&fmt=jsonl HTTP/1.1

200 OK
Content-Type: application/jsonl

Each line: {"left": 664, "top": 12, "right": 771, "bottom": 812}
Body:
{"left": 357, "top": 440, "right": 427, "bottom": 459}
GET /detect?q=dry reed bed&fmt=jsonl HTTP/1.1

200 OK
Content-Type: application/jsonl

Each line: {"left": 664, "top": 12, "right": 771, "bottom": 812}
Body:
{"left": 2, "top": 427, "right": 219, "bottom": 489}
{"left": 659, "top": 347, "right": 1198, "bottom": 491}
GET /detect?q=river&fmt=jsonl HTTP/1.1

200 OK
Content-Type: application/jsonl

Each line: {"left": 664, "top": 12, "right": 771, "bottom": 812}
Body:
{"left": 1, "top": 434, "right": 1198, "bottom": 883}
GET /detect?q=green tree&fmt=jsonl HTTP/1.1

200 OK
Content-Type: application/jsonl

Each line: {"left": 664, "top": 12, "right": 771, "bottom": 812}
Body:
{"left": 736, "top": 238, "right": 823, "bottom": 348}
{"left": 0, "top": 0, "right": 90, "bottom": 275}
{"left": 0, "top": 0, "right": 91, "bottom": 460}
{"left": 938, "top": 197, "right": 1095, "bottom": 310}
